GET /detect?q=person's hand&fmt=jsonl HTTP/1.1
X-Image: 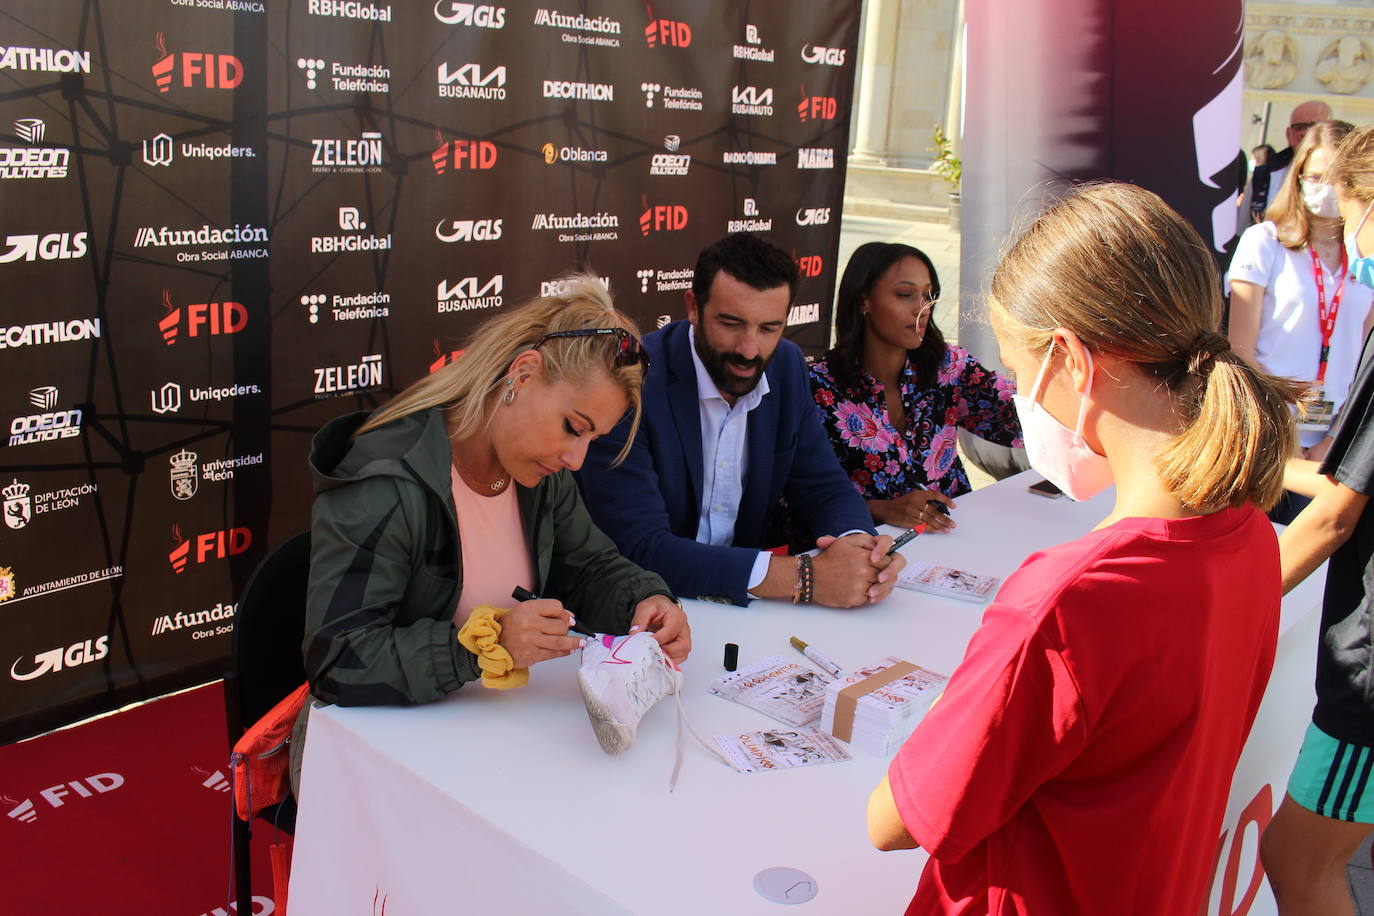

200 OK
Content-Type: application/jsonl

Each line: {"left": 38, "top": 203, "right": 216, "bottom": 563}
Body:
{"left": 496, "top": 599, "right": 582, "bottom": 669}
{"left": 629, "top": 595, "right": 691, "bottom": 664}
{"left": 1305, "top": 437, "right": 1334, "bottom": 463}
{"left": 870, "top": 488, "right": 956, "bottom": 532}
{"left": 810, "top": 533, "right": 907, "bottom": 607}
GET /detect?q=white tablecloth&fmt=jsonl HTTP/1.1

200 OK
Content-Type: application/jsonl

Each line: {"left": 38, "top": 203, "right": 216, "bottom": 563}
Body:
{"left": 288, "top": 471, "right": 1323, "bottom": 915}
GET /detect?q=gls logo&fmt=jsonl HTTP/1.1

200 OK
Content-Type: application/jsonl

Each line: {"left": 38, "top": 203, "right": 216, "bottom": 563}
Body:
{"left": 10, "top": 636, "right": 109, "bottom": 681}
{"left": 435, "top": 219, "right": 503, "bottom": 242}
{"left": 801, "top": 45, "right": 846, "bottom": 66}
{"left": 644, "top": 19, "right": 691, "bottom": 47}
{"left": 0, "top": 232, "right": 88, "bottom": 263}
{"left": 150, "top": 32, "right": 243, "bottom": 93}
{"left": 434, "top": 1, "right": 505, "bottom": 27}
{"left": 158, "top": 290, "right": 247, "bottom": 345}
{"left": 796, "top": 207, "right": 831, "bottom": 226}
{"left": 168, "top": 523, "right": 253, "bottom": 574}
{"left": 4, "top": 773, "right": 124, "bottom": 825}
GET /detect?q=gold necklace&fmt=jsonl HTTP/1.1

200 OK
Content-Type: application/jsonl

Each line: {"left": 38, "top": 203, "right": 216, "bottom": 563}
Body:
{"left": 449, "top": 433, "right": 510, "bottom": 494}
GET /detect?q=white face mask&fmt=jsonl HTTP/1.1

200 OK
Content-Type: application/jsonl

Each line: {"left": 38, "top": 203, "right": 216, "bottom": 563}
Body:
{"left": 1011, "top": 344, "right": 1114, "bottom": 502}
{"left": 1302, "top": 179, "right": 1340, "bottom": 219}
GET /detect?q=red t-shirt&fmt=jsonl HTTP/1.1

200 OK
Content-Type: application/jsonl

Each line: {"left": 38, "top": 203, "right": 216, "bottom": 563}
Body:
{"left": 888, "top": 506, "right": 1280, "bottom": 915}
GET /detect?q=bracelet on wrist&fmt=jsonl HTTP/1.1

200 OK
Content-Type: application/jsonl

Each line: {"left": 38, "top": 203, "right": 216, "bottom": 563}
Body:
{"left": 793, "top": 554, "right": 815, "bottom": 605}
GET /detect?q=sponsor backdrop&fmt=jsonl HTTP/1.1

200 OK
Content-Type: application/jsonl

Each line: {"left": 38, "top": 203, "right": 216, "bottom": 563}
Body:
{"left": 0, "top": 1, "right": 861, "bottom": 741}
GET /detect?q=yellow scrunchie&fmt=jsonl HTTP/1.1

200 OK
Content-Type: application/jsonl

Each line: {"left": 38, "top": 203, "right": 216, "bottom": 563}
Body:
{"left": 456, "top": 605, "right": 529, "bottom": 689}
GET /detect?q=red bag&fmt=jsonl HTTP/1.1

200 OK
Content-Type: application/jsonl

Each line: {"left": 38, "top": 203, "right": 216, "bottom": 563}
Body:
{"left": 230, "top": 681, "right": 309, "bottom": 821}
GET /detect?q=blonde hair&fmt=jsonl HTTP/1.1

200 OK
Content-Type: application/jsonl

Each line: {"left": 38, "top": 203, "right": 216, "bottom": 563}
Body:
{"left": 1266, "top": 119, "right": 1355, "bottom": 249}
{"left": 1329, "top": 124, "right": 1374, "bottom": 207}
{"left": 990, "top": 182, "right": 1304, "bottom": 512}
{"left": 357, "top": 274, "right": 643, "bottom": 463}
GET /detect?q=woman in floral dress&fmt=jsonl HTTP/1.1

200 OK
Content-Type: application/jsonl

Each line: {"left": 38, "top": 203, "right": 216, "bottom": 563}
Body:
{"left": 809, "top": 242, "right": 1021, "bottom": 532}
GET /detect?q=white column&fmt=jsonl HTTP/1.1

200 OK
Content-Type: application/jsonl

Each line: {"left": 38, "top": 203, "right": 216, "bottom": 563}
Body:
{"left": 850, "top": 0, "right": 901, "bottom": 165}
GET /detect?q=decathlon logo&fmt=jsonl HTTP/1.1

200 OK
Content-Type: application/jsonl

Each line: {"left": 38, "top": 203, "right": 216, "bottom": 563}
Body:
{"left": 143, "top": 132, "right": 173, "bottom": 166}
{"left": 10, "top": 636, "right": 109, "bottom": 681}
{"left": 728, "top": 198, "right": 772, "bottom": 233}
{"left": 796, "top": 147, "right": 835, "bottom": 169}
{"left": 731, "top": 86, "right": 774, "bottom": 117}
{"left": 151, "top": 382, "right": 182, "bottom": 415}
{"left": 170, "top": 449, "right": 198, "bottom": 500}
{"left": 435, "top": 218, "right": 503, "bottom": 242}
{"left": 434, "top": 1, "right": 506, "bottom": 27}
{"left": 645, "top": 19, "right": 691, "bottom": 47}
{"left": 0, "top": 232, "right": 88, "bottom": 263}
{"left": 9, "top": 387, "right": 83, "bottom": 447}
{"left": 3, "top": 774, "right": 124, "bottom": 825}
{"left": 150, "top": 32, "right": 243, "bottom": 93}
{"left": 796, "top": 207, "right": 831, "bottom": 227}
{"left": 0, "top": 47, "right": 91, "bottom": 74}
{"left": 543, "top": 79, "right": 614, "bottom": 102}
{"left": 437, "top": 62, "right": 507, "bottom": 100}
{"left": 437, "top": 275, "right": 504, "bottom": 313}
{"left": 432, "top": 134, "right": 497, "bottom": 173}
{"left": 311, "top": 132, "right": 383, "bottom": 172}
{"left": 168, "top": 524, "right": 254, "bottom": 574}
{"left": 801, "top": 45, "right": 846, "bottom": 66}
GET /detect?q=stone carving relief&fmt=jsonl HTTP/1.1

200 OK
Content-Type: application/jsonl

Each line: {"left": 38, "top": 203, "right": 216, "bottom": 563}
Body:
{"left": 1245, "top": 29, "right": 1300, "bottom": 89}
{"left": 1315, "top": 36, "right": 1373, "bottom": 94}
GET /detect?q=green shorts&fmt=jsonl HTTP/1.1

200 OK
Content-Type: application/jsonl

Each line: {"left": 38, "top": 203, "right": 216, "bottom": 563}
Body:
{"left": 1287, "top": 721, "right": 1374, "bottom": 824}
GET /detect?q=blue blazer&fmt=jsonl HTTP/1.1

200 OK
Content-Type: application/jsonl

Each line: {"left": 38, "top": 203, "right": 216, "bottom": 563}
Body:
{"left": 579, "top": 319, "right": 874, "bottom": 605}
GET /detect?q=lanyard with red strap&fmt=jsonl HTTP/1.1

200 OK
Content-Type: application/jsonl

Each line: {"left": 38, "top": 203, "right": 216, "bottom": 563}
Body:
{"left": 1309, "top": 244, "right": 1349, "bottom": 385}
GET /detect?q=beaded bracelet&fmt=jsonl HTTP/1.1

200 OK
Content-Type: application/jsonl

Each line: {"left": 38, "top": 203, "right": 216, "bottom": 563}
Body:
{"left": 793, "top": 554, "right": 815, "bottom": 604}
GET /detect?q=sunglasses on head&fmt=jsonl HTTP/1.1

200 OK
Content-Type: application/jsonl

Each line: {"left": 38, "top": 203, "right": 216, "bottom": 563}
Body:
{"left": 531, "top": 327, "right": 650, "bottom": 370}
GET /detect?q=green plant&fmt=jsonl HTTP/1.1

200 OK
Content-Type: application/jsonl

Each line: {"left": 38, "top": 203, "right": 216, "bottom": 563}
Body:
{"left": 929, "top": 125, "right": 961, "bottom": 188}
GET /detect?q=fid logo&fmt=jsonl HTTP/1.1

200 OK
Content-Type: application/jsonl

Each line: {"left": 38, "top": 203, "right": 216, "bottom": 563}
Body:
{"left": 150, "top": 32, "right": 243, "bottom": 93}
{"left": 639, "top": 195, "right": 688, "bottom": 236}
{"left": 432, "top": 131, "right": 497, "bottom": 174}
{"left": 644, "top": 19, "right": 691, "bottom": 47}
{"left": 158, "top": 290, "right": 247, "bottom": 345}
{"left": 4, "top": 774, "right": 124, "bottom": 825}
{"left": 168, "top": 523, "right": 253, "bottom": 574}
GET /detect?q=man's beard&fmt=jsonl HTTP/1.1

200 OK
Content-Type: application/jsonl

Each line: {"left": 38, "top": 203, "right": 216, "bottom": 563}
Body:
{"left": 694, "top": 328, "right": 767, "bottom": 399}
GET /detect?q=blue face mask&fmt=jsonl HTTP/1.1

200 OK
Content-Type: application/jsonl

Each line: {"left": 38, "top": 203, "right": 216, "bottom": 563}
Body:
{"left": 1348, "top": 200, "right": 1374, "bottom": 289}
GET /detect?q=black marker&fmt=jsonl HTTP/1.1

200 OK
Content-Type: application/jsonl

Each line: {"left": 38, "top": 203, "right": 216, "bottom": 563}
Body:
{"left": 511, "top": 586, "right": 596, "bottom": 637}
{"left": 886, "top": 526, "right": 923, "bottom": 557}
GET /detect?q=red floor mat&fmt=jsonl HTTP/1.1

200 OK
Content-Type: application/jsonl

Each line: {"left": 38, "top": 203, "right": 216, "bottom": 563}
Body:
{"left": 1, "top": 682, "right": 286, "bottom": 916}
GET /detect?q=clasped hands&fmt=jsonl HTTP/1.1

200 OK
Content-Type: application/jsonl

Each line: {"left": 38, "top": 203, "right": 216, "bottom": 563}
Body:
{"left": 810, "top": 531, "right": 907, "bottom": 608}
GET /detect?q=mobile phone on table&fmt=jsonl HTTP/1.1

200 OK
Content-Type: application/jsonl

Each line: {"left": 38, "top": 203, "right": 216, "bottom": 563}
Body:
{"left": 1027, "top": 478, "right": 1064, "bottom": 499}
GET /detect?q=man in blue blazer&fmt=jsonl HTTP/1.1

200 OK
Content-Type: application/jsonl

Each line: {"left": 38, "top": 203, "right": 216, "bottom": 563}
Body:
{"left": 581, "top": 233, "right": 904, "bottom": 606}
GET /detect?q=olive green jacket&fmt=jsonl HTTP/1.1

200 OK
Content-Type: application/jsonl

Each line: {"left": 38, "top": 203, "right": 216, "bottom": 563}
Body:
{"left": 303, "top": 406, "right": 673, "bottom": 707}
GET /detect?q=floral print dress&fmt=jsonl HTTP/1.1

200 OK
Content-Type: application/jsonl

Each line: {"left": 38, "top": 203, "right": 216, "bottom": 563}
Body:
{"left": 808, "top": 346, "right": 1022, "bottom": 501}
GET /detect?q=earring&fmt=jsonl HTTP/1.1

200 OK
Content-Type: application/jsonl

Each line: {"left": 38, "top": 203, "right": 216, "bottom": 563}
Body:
{"left": 502, "top": 377, "right": 516, "bottom": 405}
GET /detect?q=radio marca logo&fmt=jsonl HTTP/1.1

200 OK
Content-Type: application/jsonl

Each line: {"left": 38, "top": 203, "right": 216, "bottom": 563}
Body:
{"left": 150, "top": 32, "right": 243, "bottom": 93}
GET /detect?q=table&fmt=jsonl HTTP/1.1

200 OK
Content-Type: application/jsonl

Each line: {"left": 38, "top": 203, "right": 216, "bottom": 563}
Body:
{"left": 288, "top": 472, "right": 1324, "bottom": 915}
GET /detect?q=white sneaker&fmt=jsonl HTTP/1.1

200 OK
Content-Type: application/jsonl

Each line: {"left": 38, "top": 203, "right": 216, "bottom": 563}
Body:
{"left": 578, "top": 632, "right": 682, "bottom": 755}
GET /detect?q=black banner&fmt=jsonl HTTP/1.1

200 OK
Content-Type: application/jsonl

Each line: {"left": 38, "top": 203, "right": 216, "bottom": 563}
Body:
{"left": 0, "top": 0, "right": 861, "bottom": 742}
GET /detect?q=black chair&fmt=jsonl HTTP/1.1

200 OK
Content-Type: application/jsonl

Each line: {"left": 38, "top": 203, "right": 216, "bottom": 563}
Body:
{"left": 224, "top": 531, "right": 311, "bottom": 914}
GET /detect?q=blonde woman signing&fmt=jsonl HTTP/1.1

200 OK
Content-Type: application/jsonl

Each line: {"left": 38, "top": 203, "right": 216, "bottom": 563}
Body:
{"left": 1228, "top": 119, "right": 1371, "bottom": 462}
{"left": 867, "top": 184, "right": 1302, "bottom": 915}
{"left": 292, "top": 278, "right": 688, "bottom": 784}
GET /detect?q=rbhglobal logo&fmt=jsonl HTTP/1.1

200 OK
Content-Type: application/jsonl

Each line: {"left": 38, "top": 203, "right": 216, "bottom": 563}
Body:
{"left": 150, "top": 601, "right": 236, "bottom": 638}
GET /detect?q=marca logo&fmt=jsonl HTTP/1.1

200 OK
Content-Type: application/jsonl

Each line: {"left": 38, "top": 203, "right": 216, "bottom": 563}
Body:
{"left": 728, "top": 198, "right": 773, "bottom": 233}
{"left": 797, "top": 255, "right": 824, "bottom": 278}
{"left": 158, "top": 291, "right": 248, "bottom": 345}
{"left": 311, "top": 132, "right": 384, "bottom": 172}
{"left": 731, "top": 86, "right": 774, "bottom": 117}
{"left": 150, "top": 33, "right": 243, "bottom": 93}
{"left": 788, "top": 303, "right": 821, "bottom": 326}
{"left": 3, "top": 774, "right": 124, "bottom": 825}
{"left": 802, "top": 45, "right": 846, "bottom": 66}
{"left": 734, "top": 24, "right": 775, "bottom": 62}
{"left": 308, "top": 0, "right": 393, "bottom": 20}
{"left": 2, "top": 118, "right": 69, "bottom": 180}
{"left": 438, "top": 275, "right": 504, "bottom": 313}
{"left": 640, "top": 197, "right": 689, "bottom": 236}
{"left": 437, "top": 62, "right": 507, "bottom": 99}
{"left": 797, "top": 147, "right": 835, "bottom": 169}
{"left": 434, "top": 1, "right": 506, "bottom": 27}
{"left": 645, "top": 19, "right": 691, "bottom": 47}
{"left": 151, "top": 601, "right": 236, "bottom": 637}
{"left": 541, "top": 276, "right": 609, "bottom": 298}
{"left": 543, "top": 80, "right": 614, "bottom": 102}
{"left": 796, "top": 207, "right": 832, "bottom": 227}
{"left": 541, "top": 143, "right": 607, "bottom": 164}
{"left": 170, "top": 449, "right": 198, "bottom": 500}
{"left": 169, "top": 524, "right": 253, "bottom": 574}
{"left": 0, "top": 318, "right": 100, "bottom": 350}
{"left": 436, "top": 218, "right": 503, "bottom": 242}
{"left": 11, "top": 636, "right": 109, "bottom": 681}
{"left": 0, "top": 47, "right": 90, "bottom": 73}
{"left": 0, "top": 232, "right": 88, "bottom": 263}
{"left": 315, "top": 355, "right": 384, "bottom": 396}
{"left": 1, "top": 477, "right": 96, "bottom": 529}
{"left": 303, "top": 291, "right": 391, "bottom": 323}
{"left": 432, "top": 134, "right": 497, "bottom": 173}
{"left": 9, "top": 386, "right": 82, "bottom": 447}
{"left": 298, "top": 57, "right": 390, "bottom": 93}
{"left": 798, "top": 90, "right": 838, "bottom": 122}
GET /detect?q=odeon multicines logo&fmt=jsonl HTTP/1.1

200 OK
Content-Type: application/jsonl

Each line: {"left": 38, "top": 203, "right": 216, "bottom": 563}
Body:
{"left": 644, "top": 18, "right": 691, "bottom": 47}
{"left": 9, "top": 386, "right": 82, "bottom": 448}
{"left": 312, "top": 206, "right": 391, "bottom": 254}
{"left": 731, "top": 85, "right": 774, "bottom": 117}
{"left": 150, "top": 601, "right": 236, "bottom": 638}
{"left": 0, "top": 317, "right": 100, "bottom": 350}
{"left": 640, "top": 196, "right": 689, "bottom": 237}
{"left": 150, "top": 32, "right": 243, "bottom": 93}
{"left": 314, "top": 355, "right": 384, "bottom": 398}
{"left": 308, "top": 0, "right": 392, "bottom": 20}
{"left": 141, "top": 131, "right": 256, "bottom": 168}
{"left": 168, "top": 523, "right": 253, "bottom": 574}
{"left": 302, "top": 290, "right": 391, "bottom": 323}
{"left": 434, "top": 1, "right": 505, "bottom": 28}
{"left": 149, "top": 381, "right": 263, "bottom": 415}
{"left": 437, "top": 62, "right": 506, "bottom": 100}
{"left": 311, "top": 131, "right": 384, "bottom": 173}
{"left": 10, "top": 635, "right": 108, "bottom": 682}
{"left": 435, "top": 218, "right": 502, "bottom": 243}
{"left": 650, "top": 136, "right": 690, "bottom": 176}
{"left": 4, "top": 476, "right": 98, "bottom": 530}
{"left": 0, "top": 231, "right": 87, "bottom": 263}
{"left": 157, "top": 290, "right": 247, "bottom": 345}
{"left": 727, "top": 198, "right": 771, "bottom": 233}
{"left": 530, "top": 210, "right": 618, "bottom": 243}
{"left": 0, "top": 46, "right": 90, "bottom": 73}
{"left": 533, "top": 8, "right": 621, "bottom": 48}
{"left": 2, "top": 118, "right": 68, "bottom": 180}
{"left": 541, "top": 142, "right": 607, "bottom": 165}
{"left": 438, "top": 275, "right": 503, "bottom": 313}
{"left": 432, "top": 131, "right": 497, "bottom": 174}
{"left": 638, "top": 82, "right": 702, "bottom": 111}
{"left": 297, "top": 56, "right": 390, "bottom": 93}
